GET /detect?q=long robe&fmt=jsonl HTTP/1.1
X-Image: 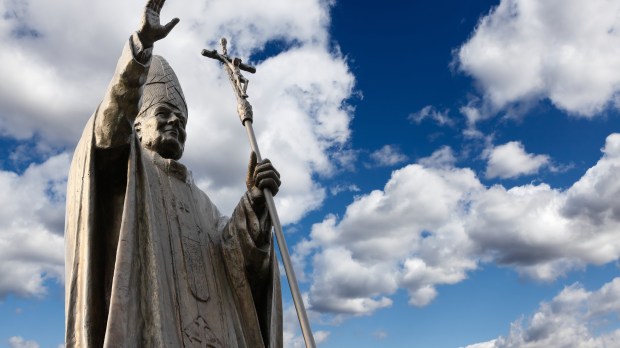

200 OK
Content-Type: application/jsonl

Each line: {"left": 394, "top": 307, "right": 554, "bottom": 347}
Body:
{"left": 65, "top": 37, "right": 282, "bottom": 348}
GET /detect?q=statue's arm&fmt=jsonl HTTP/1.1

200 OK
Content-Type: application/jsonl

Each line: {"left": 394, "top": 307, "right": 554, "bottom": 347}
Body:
{"left": 220, "top": 191, "right": 279, "bottom": 347}
{"left": 222, "top": 152, "right": 281, "bottom": 287}
{"left": 94, "top": 0, "right": 179, "bottom": 149}
{"left": 94, "top": 34, "right": 152, "bottom": 149}
{"left": 243, "top": 152, "right": 281, "bottom": 274}
{"left": 221, "top": 191, "right": 274, "bottom": 312}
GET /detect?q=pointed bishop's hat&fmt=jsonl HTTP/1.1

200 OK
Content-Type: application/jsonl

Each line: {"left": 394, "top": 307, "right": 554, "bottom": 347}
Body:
{"left": 137, "top": 55, "right": 188, "bottom": 119}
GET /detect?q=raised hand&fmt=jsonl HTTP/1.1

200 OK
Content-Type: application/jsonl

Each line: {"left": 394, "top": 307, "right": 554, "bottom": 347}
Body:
{"left": 246, "top": 152, "right": 281, "bottom": 209}
{"left": 137, "top": 0, "right": 179, "bottom": 48}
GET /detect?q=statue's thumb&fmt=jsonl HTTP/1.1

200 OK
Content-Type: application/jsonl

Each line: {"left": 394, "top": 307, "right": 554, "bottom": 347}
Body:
{"left": 246, "top": 151, "right": 257, "bottom": 190}
{"left": 164, "top": 18, "right": 180, "bottom": 34}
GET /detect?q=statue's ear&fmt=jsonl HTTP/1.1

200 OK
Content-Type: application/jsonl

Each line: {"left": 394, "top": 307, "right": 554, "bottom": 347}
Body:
{"left": 134, "top": 120, "right": 142, "bottom": 140}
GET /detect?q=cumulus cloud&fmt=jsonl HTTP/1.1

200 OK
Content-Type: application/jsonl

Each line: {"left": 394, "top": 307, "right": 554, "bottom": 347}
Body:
{"left": 562, "top": 133, "right": 620, "bottom": 224}
{"left": 465, "top": 278, "right": 620, "bottom": 348}
{"left": 468, "top": 134, "right": 620, "bottom": 280}
{"left": 304, "top": 156, "right": 482, "bottom": 314}
{"left": 418, "top": 145, "right": 457, "bottom": 169}
{"left": 409, "top": 105, "right": 454, "bottom": 127}
{"left": 0, "top": 153, "right": 68, "bottom": 299}
{"left": 484, "top": 141, "right": 550, "bottom": 179}
{"left": 329, "top": 183, "right": 360, "bottom": 196}
{"left": 299, "top": 135, "right": 620, "bottom": 317}
{"left": 456, "top": 0, "right": 620, "bottom": 117}
{"left": 366, "top": 145, "right": 409, "bottom": 168}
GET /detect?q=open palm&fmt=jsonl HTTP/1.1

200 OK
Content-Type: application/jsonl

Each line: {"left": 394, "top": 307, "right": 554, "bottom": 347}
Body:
{"left": 137, "top": 0, "right": 179, "bottom": 47}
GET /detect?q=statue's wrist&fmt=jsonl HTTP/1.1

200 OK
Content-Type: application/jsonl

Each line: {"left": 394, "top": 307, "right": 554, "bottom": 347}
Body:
{"left": 135, "top": 30, "right": 153, "bottom": 49}
{"left": 246, "top": 190, "right": 266, "bottom": 215}
{"left": 130, "top": 32, "right": 153, "bottom": 65}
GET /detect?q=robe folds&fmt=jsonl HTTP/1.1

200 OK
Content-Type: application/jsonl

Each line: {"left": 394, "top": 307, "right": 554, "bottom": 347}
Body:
{"left": 65, "top": 38, "right": 282, "bottom": 348}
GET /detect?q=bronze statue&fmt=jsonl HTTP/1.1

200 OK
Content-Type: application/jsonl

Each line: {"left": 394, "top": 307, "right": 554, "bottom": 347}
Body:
{"left": 64, "top": 1, "right": 283, "bottom": 346}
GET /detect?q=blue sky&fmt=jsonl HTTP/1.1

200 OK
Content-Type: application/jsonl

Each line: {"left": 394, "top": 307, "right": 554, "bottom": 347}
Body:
{"left": 1, "top": 0, "right": 620, "bottom": 347}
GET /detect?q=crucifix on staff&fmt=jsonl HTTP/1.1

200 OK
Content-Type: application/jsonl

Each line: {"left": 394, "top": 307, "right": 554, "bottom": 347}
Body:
{"left": 202, "top": 37, "right": 317, "bottom": 348}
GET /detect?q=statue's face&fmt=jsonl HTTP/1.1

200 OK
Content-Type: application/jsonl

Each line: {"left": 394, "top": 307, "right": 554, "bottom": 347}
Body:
{"left": 136, "top": 102, "right": 187, "bottom": 160}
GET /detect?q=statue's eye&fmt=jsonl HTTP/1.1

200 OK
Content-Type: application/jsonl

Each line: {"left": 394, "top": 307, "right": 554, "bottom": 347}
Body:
{"left": 172, "top": 112, "right": 186, "bottom": 127}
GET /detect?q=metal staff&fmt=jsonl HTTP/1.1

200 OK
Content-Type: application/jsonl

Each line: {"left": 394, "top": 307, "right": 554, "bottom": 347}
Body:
{"left": 202, "top": 38, "right": 316, "bottom": 348}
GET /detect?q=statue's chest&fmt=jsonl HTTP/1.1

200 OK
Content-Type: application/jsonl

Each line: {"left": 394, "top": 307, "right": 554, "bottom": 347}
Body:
{"left": 146, "top": 157, "right": 239, "bottom": 347}
{"left": 164, "top": 177, "right": 213, "bottom": 303}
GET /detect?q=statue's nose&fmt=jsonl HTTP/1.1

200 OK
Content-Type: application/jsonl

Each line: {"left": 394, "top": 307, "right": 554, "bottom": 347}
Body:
{"left": 167, "top": 115, "right": 180, "bottom": 126}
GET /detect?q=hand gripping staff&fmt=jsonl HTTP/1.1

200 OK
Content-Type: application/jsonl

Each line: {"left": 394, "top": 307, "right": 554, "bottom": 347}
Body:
{"left": 202, "top": 38, "right": 316, "bottom": 348}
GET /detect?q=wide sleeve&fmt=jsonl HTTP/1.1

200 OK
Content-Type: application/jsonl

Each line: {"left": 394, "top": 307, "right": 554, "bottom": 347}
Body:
{"left": 226, "top": 192, "right": 273, "bottom": 283}
{"left": 221, "top": 193, "right": 283, "bottom": 348}
{"left": 65, "top": 34, "right": 152, "bottom": 347}
{"left": 95, "top": 33, "right": 152, "bottom": 149}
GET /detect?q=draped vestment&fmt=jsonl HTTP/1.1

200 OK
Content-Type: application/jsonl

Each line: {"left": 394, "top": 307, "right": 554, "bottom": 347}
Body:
{"left": 65, "top": 37, "right": 282, "bottom": 348}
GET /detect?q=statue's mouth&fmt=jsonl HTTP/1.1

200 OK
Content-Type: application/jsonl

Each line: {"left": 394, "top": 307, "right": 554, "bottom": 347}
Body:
{"left": 163, "top": 127, "right": 178, "bottom": 138}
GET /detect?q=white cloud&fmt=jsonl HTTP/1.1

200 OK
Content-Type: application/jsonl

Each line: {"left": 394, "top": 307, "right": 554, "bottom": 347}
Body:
{"left": 367, "top": 145, "right": 408, "bottom": 168}
{"left": 418, "top": 146, "right": 457, "bottom": 169}
{"left": 457, "top": 0, "right": 620, "bottom": 116}
{"left": 300, "top": 134, "right": 620, "bottom": 317}
{"left": 562, "top": 133, "right": 620, "bottom": 224}
{"left": 484, "top": 141, "right": 550, "bottom": 179}
{"left": 465, "top": 278, "right": 620, "bottom": 348}
{"left": 460, "top": 103, "right": 484, "bottom": 126}
{"left": 329, "top": 183, "right": 360, "bottom": 196}
{"left": 459, "top": 103, "right": 487, "bottom": 139}
{"left": 8, "top": 336, "right": 39, "bottom": 348}
{"left": 409, "top": 105, "right": 454, "bottom": 126}
{"left": 0, "top": 153, "right": 68, "bottom": 299}
{"left": 463, "top": 134, "right": 620, "bottom": 278}
{"left": 309, "top": 246, "right": 396, "bottom": 314}
{"left": 305, "top": 163, "right": 482, "bottom": 314}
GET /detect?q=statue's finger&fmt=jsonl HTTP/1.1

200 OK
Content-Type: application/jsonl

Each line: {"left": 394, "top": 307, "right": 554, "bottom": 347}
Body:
{"left": 163, "top": 17, "right": 180, "bottom": 34}
{"left": 153, "top": 0, "right": 164, "bottom": 13}
{"left": 254, "top": 169, "right": 280, "bottom": 183}
{"left": 258, "top": 178, "right": 280, "bottom": 195}
{"left": 254, "top": 170, "right": 281, "bottom": 188}
{"left": 145, "top": 0, "right": 157, "bottom": 11}
{"left": 247, "top": 151, "right": 258, "bottom": 189}
{"left": 248, "top": 151, "right": 258, "bottom": 176}
{"left": 255, "top": 160, "right": 280, "bottom": 178}
{"left": 253, "top": 164, "right": 268, "bottom": 183}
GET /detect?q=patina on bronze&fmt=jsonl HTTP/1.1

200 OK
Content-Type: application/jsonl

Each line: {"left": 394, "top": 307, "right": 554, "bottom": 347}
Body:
{"left": 64, "top": 1, "right": 283, "bottom": 347}
{"left": 202, "top": 39, "right": 316, "bottom": 348}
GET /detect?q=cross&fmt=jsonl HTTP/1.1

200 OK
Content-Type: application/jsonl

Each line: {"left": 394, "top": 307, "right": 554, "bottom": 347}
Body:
{"left": 201, "top": 37, "right": 317, "bottom": 348}
{"left": 201, "top": 38, "right": 255, "bottom": 99}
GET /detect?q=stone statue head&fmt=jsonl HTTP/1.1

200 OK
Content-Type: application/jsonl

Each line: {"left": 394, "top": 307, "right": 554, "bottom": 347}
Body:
{"left": 135, "top": 55, "right": 188, "bottom": 160}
